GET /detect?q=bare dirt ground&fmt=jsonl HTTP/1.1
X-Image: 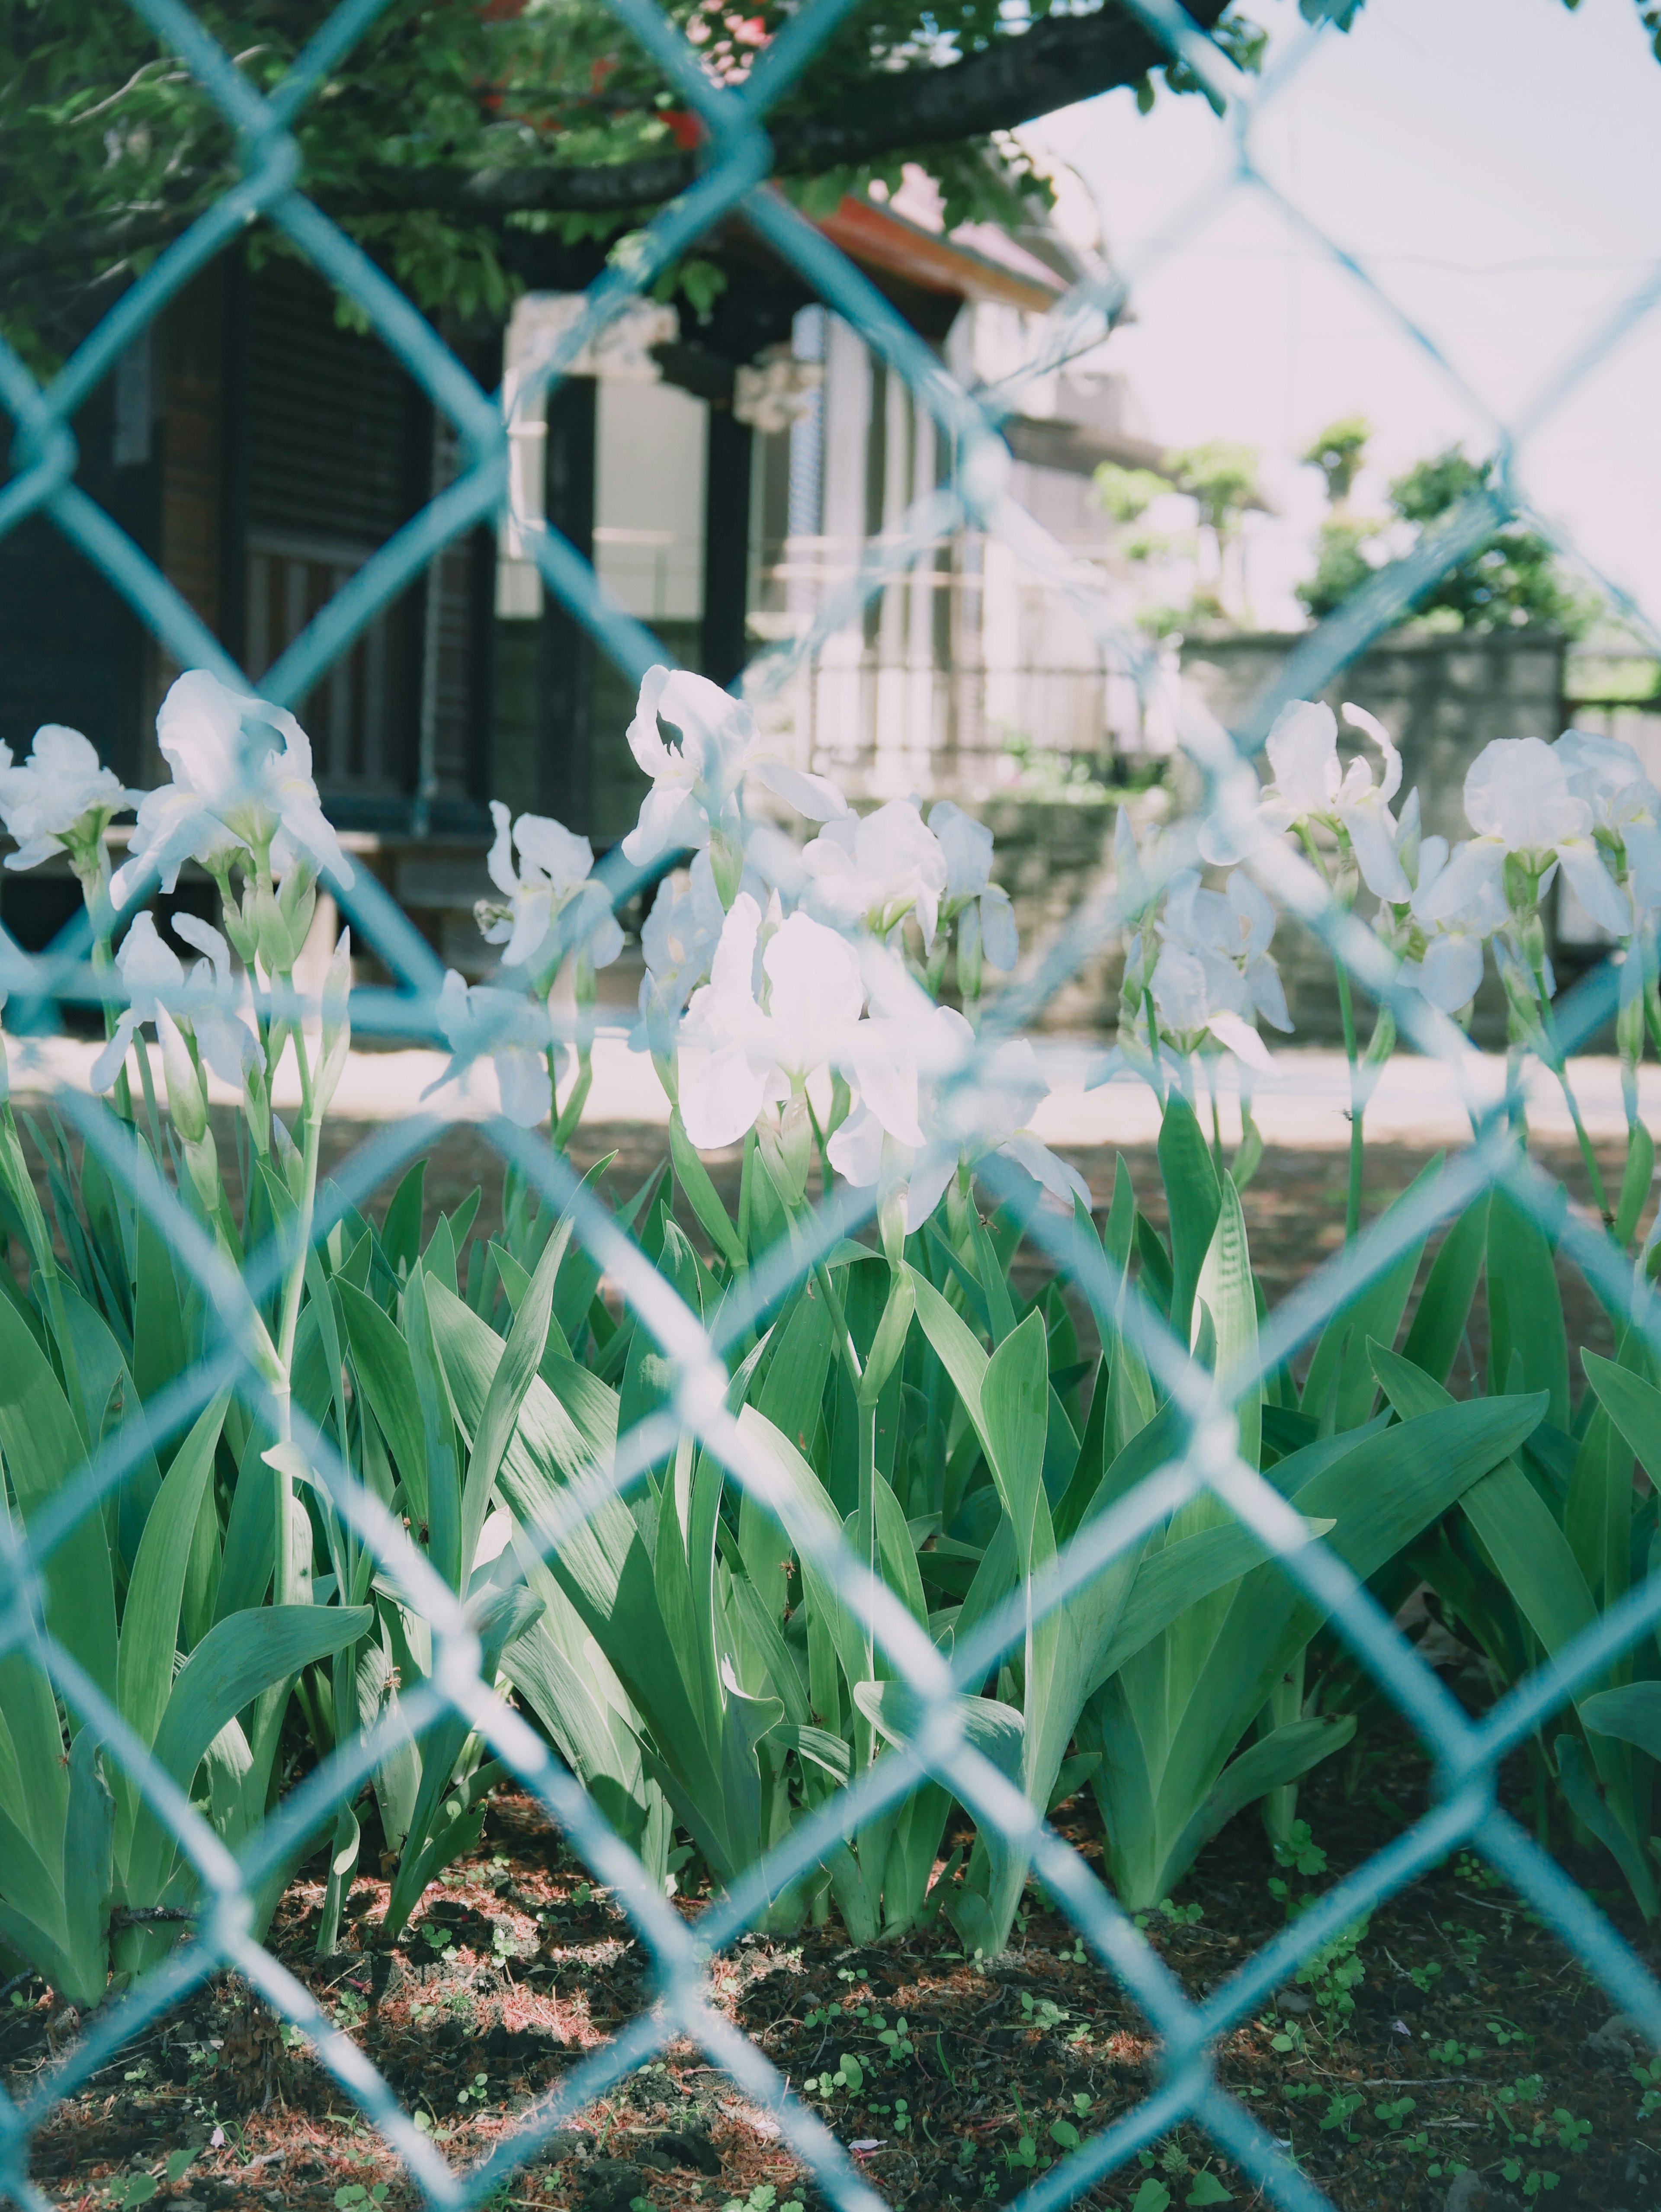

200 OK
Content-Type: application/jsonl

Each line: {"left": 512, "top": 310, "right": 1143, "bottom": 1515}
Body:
{"left": 13, "top": 1741, "right": 1657, "bottom": 2212}
{"left": 374, "top": 1117, "right": 1634, "bottom": 1382}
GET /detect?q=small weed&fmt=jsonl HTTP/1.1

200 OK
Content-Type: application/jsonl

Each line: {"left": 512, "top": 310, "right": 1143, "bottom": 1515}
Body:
{"left": 1132, "top": 2178, "right": 1233, "bottom": 2212}
{"left": 1018, "top": 1991, "right": 1072, "bottom": 2036}
{"left": 1633, "top": 2052, "right": 1661, "bottom": 2120}
{"left": 1454, "top": 1850, "right": 1504, "bottom": 1892}
{"left": 1274, "top": 1822, "right": 1329, "bottom": 1880}
{"left": 1318, "top": 2091, "right": 1363, "bottom": 2139}
{"left": 1497, "top": 2071, "right": 1545, "bottom": 2108}
{"left": 805, "top": 2052, "right": 863, "bottom": 2099}
{"left": 1293, "top": 1917, "right": 1369, "bottom": 2023}
{"left": 850, "top": 2089, "right": 905, "bottom": 2137}
{"left": 333, "top": 2188, "right": 389, "bottom": 2210}
{"left": 720, "top": 2188, "right": 803, "bottom": 2212}
{"left": 1135, "top": 1897, "right": 1205, "bottom": 1930}
{"left": 1427, "top": 2037, "right": 1473, "bottom": 2068}
{"left": 104, "top": 2154, "right": 194, "bottom": 2209}
{"left": 455, "top": 2071, "right": 490, "bottom": 2106}
{"left": 1001, "top": 2090, "right": 1044, "bottom": 2170}
{"left": 1498, "top": 2158, "right": 1560, "bottom": 2198}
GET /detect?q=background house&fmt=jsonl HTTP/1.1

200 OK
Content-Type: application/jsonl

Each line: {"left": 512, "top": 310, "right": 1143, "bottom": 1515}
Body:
{"left": 2, "top": 174, "right": 1167, "bottom": 956}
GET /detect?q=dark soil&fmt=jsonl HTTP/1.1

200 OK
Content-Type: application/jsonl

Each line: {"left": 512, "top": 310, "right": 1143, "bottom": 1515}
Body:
{"left": 332, "top": 1115, "right": 1635, "bottom": 1385}
{"left": 11, "top": 1734, "right": 1658, "bottom": 2212}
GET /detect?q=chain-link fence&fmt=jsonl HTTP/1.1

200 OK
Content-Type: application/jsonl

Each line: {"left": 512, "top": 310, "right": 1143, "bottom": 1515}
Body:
{"left": 2, "top": 3, "right": 1660, "bottom": 2210}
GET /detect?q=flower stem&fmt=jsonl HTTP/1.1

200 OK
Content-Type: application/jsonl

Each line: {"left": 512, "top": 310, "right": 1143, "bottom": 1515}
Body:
{"left": 133, "top": 1029, "right": 165, "bottom": 1159}
{"left": 82, "top": 846, "right": 135, "bottom": 1124}
{"left": 554, "top": 1042, "right": 593, "bottom": 1149}
{"left": 852, "top": 1261, "right": 914, "bottom": 1715}
{"left": 1206, "top": 1061, "right": 1225, "bottom": 1177}
{"left": 1142, "top": 984, "right": 1165, "bottom": 1103}
{"left": 856, "top": 1395, "right": 878, "bottom": 1701}
{"left": 813, "top": 1256, "right": 863, "bottom": 1398}
{"left": 272, "top": 1023, "right": 324, "bottom": 1608}
{"left": 1560, "top": 1074, "right": 1610, "bottom": 1225}
{"left": 1533, "top": 978, "right": 1612, "bottom": 1225}
{"left": 1334, "top": 958, "right": 1363, "bottom": 1243}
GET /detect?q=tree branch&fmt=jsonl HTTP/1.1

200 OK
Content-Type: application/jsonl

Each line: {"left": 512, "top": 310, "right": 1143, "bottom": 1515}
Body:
{"left": 1, "top": 3, "right": 1228, "bottom": 289}
{"left": 0, "top": 213, "right": 187, "bottom": 292}
{"left": 355, "top": 1, "right": 1231, "bottom": 216}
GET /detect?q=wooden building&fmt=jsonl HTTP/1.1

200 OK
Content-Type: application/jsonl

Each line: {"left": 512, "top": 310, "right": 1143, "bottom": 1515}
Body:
{"left": 2, "top": 183, "right": 1155, "bottom": 957}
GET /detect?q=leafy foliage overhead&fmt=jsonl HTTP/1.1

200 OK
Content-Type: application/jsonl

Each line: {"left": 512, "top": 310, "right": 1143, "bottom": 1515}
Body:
{"left": 7, "top": 0, "right": 1655, "bottom": 350}
{"left": 3, "top": 0, "right": 1246, "bottom": 337}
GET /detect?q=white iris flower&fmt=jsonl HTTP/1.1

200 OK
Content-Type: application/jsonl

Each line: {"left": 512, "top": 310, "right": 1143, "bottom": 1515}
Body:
{"left": 1202, "top": 698, "right": 1409, "bottom": 903}
{"left": 621, "top": 667, "right": 847, "bottom": 871}
{"left": 0, "top": 725, "right": 135, "bottom": 875}
{"left": 928, "top": 800, "right": 1019, "bottom": 971}
{"left": 674, "top": 895, "right": 921, "bottom": 1153}
{"left": 477, "top": 801, "right": 623, "bottom": 974}
{"left": 1416, "top": 735, "right": 1629, "bottom": 940}
{"left": 112, "top": 670, "right": 353, "bottom": 906}
{"left": 828, "top": 1005, "right": 1089, "bottom": 1230}
{"left": 799, "top": 799, "right": 950, "bottom": 949}
{"left": 432, "top": 969, "right": 561, "bottom": 1129}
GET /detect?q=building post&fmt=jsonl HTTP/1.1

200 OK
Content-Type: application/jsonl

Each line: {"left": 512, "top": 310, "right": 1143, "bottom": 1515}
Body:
{"left": 702, "top": 401, "right": 754, "bottom": 688}
{"left": 537, "top": 375, "right": 598, "bottom": 828}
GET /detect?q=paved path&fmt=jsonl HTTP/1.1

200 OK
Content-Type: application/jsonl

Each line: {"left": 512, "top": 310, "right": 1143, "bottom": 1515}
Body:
{"left": 8, "top": 1030, "right": 1657, "bottom": 1152}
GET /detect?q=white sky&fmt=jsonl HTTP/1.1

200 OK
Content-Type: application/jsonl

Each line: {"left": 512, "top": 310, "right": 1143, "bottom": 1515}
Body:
{"left": 1029, "top": 0, "right": 1661, "bottom": 632}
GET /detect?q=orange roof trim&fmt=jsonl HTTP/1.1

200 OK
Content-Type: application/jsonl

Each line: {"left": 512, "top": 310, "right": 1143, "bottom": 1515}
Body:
{"left": 814, "top": 197, "right": 1064, "bottom": 315}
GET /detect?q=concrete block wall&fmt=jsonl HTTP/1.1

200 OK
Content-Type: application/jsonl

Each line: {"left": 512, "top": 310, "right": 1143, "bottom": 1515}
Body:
{"left": 983, "top": 628, "right": 1569, "bottom": 1045}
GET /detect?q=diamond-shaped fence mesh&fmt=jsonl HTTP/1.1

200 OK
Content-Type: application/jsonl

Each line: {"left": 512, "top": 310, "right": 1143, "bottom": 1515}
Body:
{"left": 1, "top": 3, "right": 1660, "bottom": 2209}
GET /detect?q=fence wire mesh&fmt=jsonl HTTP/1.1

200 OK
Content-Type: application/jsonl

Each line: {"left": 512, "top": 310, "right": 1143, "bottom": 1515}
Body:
{"left": 1, "top": 3, "right": 1660, "bottom": 2210}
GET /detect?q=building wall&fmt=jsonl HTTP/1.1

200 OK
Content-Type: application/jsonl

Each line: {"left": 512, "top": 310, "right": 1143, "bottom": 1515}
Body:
{"left": 0, "top": 341, "right": 154, "bottom": 792}
{"left": 1176, "top": 629, "right": 1566, "bottom": 850}
{"left": 746, "top": 303, "right": 1139, "bottom": 805}
{"left": 491, "top": 322, "right": 712, "bottom": 840}
{"left": 158, "top": 276, "right": 224, "bottom": 669}
{"left": 591, "top": 378, "right": 709, "bottom": 842}
{"left": 971, "top": 628, "right": 1571, "bottom": 1043}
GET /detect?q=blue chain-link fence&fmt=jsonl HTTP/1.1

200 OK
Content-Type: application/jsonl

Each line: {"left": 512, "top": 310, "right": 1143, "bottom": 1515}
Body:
{"left": 1, "top": 3, "right": 1659, "bottom": 2210}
